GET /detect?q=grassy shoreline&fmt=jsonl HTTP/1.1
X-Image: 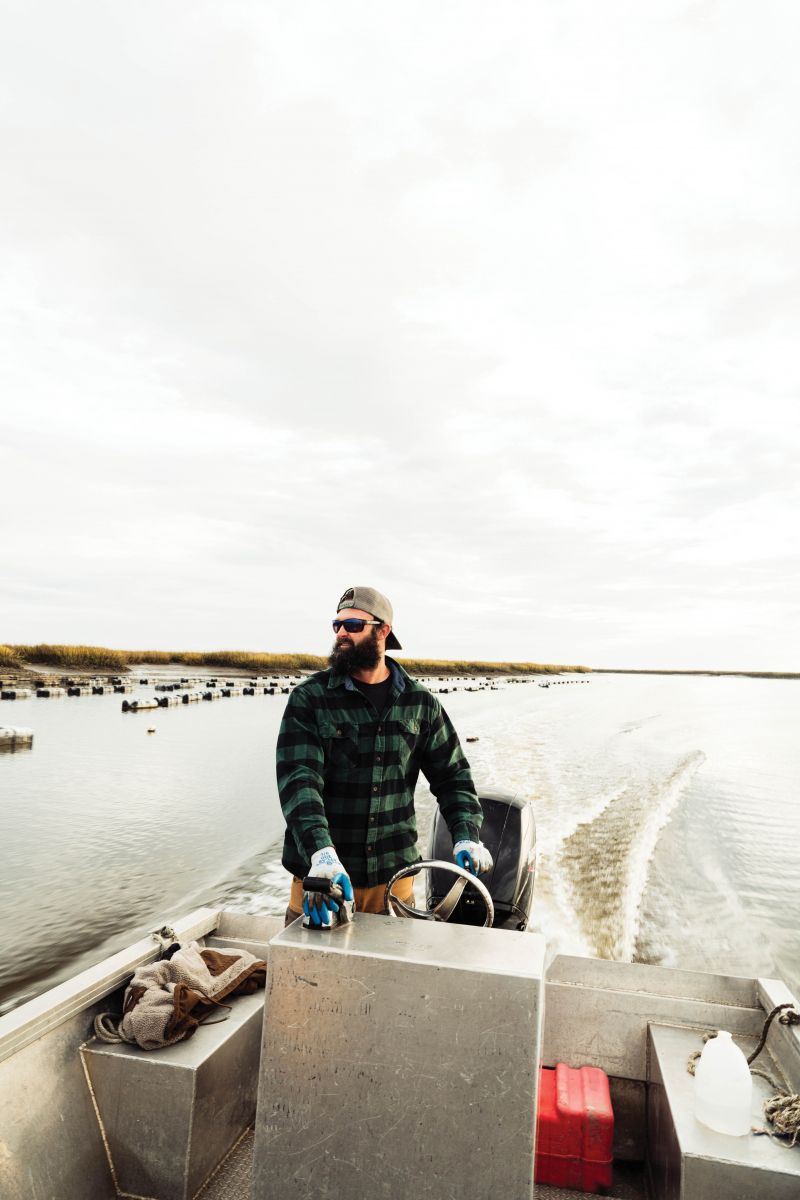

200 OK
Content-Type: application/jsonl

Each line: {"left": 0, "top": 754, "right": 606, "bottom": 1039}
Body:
{"left": 0, "top": 643, "right": 589, "bottom": 677}
{"left": 3, "top": 644, "right": 796, "bottom": 680}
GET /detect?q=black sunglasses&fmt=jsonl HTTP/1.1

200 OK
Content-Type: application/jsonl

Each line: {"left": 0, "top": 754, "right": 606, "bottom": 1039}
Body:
{"left": 332, "top": 618, "right": 382, "bottom": 633}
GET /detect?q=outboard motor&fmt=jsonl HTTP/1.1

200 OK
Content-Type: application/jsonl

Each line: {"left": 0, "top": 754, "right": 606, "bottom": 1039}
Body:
{"left": 427, "top": 789, "right": 536, "bottom": 929}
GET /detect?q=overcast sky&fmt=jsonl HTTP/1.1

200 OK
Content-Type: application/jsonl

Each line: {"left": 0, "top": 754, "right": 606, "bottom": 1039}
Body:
{"left": 1, "top": 1, "right": 798, "bottom": 670}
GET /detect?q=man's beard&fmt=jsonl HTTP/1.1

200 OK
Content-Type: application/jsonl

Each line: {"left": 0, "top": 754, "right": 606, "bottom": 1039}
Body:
{"left": 328, "top": 629, "right": 381, "bottom": 674}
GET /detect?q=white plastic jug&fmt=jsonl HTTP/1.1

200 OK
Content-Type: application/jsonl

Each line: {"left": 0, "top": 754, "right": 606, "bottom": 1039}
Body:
{"left": 694, "top": 1030, "right": 753, "bottom": 1136}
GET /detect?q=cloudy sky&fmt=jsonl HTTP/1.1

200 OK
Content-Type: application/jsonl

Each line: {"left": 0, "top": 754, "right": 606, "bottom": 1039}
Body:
{"left": 2, "top": 1, "right": 798, "bottom": 670}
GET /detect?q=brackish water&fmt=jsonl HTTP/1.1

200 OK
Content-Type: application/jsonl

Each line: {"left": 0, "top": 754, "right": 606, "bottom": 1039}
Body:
{"left": 1, "top": 673, "right": 798, "bottom": 1013}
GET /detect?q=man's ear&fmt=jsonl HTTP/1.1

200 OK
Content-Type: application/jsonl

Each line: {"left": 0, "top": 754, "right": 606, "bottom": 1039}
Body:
{"left": 377, "top": 622, "right": 391, "bottom": 643}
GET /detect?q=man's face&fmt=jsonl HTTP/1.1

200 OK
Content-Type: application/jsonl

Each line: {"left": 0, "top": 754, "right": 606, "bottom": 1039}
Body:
{"left": 329, "top": 608, "right": 383, "bottom": 673}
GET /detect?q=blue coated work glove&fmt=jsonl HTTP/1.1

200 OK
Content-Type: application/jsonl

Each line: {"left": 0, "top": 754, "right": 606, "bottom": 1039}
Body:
{"left": 302, "top": 847, "right": 354, "bottom": 928}
{"left": 453, "top": 839, "right": 493, "bottom": 876}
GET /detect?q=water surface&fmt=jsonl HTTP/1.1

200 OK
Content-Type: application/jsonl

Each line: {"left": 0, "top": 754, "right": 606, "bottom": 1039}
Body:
{"left": 1, "top": 673, "right": 797, "bottom": 1012}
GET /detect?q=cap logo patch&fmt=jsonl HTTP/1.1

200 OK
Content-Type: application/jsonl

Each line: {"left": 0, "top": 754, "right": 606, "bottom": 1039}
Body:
{"left": 338, "top": 588, "right": 355, "bottom": 607}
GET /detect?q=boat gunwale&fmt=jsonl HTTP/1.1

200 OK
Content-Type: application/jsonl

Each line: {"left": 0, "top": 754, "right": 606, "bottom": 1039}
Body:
{"left": 0, "top": 906, "right": 221, "bottom": 1065}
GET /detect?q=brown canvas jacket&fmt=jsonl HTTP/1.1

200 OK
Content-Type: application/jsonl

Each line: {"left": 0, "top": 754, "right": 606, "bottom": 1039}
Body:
{"left": 115, "top": 941, "right": 266, "bottom": 1051}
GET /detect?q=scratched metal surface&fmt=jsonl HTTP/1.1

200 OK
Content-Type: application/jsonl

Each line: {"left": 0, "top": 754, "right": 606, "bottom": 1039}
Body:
{"left": 252, "top": 914, "right": 546, "bottom": 1200}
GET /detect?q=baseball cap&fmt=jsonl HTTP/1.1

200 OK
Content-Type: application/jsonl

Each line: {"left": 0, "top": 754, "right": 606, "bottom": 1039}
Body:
{"left": 336, "top": 586, "right": 402, "bottom": 650}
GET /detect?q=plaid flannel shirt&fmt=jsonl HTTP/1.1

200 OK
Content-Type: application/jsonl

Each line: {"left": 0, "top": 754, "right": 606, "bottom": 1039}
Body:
{"left": 276, "top": 657, "right": 482, "bottom": 887}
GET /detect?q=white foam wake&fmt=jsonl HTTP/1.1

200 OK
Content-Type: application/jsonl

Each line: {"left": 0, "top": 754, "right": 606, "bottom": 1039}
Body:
{"left": 555, "top": 749, "right": 706, "bottom": 960}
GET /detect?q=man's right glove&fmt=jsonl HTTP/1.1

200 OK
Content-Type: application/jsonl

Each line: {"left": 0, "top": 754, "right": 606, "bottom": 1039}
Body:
{"left": 453, "top": 839, "right": 493, "bottom": 876}
{"left": 302, "top": 847, "right": 354, "bottom": 928}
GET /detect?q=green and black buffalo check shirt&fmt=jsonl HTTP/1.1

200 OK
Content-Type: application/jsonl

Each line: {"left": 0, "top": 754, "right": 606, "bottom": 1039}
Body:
{"left": 276, "top": 657, "right": 482, "bottom": 887}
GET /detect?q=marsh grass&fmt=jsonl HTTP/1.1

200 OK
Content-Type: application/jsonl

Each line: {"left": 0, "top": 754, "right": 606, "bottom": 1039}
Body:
{"left": 400, "top": 658, "right": 588, "bottom": 676}
{"left": 12, "top": 644, "right": 130, "bottom": 670}
{"left": 121, "top": 650, "right": 329, "bottom": 672}
{"left": 6, "top": 643, "right": 588, "bottom": 676}
{"left": 0, "top": 645, "right": 21, "bottom": 669}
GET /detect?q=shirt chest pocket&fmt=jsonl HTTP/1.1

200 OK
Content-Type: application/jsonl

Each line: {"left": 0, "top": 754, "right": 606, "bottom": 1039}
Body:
{"left": 395, "top": 715, "right": 423, "bottom": 766}
{"left": 319, "top": 718, "right": 359, "bottom": 769}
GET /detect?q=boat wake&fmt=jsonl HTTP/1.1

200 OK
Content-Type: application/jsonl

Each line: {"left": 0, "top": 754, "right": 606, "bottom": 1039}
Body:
{"left": 208, "top": 850, "right": 289, "bottom": 918}
{"left": 553, "top": 749, "right": 706, "bottom": 960}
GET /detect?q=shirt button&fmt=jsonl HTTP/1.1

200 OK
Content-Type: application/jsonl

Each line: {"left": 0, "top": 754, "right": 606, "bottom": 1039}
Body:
{"left": 377, "top": 725, "right": 383, "bottom": 733}
{"left": 369, "top": 815, "right": 376, "bottom": 823}
{"left": 372, "top": 784, "right": 378, "bottom": 792}
{"left": 376, "top": 754, "right": 382, "bottom": 762}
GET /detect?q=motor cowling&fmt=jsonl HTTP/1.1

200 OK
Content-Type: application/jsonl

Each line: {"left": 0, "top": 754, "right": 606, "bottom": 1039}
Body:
{"left": 427, "top": 789, "right": 536, "bottom": 930}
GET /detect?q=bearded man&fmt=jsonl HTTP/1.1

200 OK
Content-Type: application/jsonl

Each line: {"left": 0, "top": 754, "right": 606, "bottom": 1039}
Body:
{"left": 276, "top": 585, "right": 492, "bottom": 926}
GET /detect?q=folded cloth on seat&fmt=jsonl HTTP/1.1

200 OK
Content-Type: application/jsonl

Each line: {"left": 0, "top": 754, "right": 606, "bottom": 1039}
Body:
{"left": 96, "top": 940, "right": 266, "bottom": 1051}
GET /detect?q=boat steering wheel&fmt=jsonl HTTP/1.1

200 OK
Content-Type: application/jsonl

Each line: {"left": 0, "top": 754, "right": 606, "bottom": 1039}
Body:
{"left": 383, "top": 860, "right": 494, "bottom": 928}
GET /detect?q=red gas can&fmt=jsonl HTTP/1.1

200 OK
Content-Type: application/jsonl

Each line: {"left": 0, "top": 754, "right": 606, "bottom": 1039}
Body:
{"left": 535, "top": 1064, "right": 614, "bottom": 1192}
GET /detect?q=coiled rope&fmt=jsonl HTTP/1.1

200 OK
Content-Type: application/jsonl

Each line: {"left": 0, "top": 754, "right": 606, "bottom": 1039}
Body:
{"left": 687, "top": 1003, "right": 800, "bottom": 1147}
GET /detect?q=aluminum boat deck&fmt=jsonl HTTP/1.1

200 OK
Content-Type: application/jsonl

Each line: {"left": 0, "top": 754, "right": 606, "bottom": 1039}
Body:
{"left": 1, "top": 907, "right": 798, "bottom": 1200}
{"left": 197, "top": 1129, "right": 649, "bottom": 1200}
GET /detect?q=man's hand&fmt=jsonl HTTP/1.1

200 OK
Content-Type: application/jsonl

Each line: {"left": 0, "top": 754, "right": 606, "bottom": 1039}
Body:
{"left": 303, "top": 847, "right": 354, "bottom": 927}
{"left": 453, "top": 840, "right": 493, "bottom": 876}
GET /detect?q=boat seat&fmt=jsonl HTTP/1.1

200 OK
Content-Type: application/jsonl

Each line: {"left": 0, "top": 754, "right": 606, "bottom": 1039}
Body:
{"left": 81, "top": 933, "right": 273, "bottom": 1200}
{"left": 647, "top": 1023, "right": 800, "bottom": 1200}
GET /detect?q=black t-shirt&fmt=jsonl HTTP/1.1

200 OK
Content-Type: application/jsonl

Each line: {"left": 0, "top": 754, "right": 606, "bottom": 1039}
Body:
{"left": 351, "top": 673, "right": 393, "bottom": 716}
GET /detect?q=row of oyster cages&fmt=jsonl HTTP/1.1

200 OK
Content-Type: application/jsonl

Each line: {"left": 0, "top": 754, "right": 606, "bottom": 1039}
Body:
{"left": 0, "top": 672, "right": 570, "bottom": 704}
{"left": 1, "top": 680, "right": 299, "bottom": 700}
{"left": 1, "top": 675, "right": 542, "bottom": 700}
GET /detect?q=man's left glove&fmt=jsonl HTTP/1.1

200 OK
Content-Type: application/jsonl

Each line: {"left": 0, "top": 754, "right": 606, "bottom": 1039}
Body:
{"left": 453, "top": 840, "right": 493, "bottom": 876}
{"left": 302, "top": 847, "right": 354, "bottom": 928}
